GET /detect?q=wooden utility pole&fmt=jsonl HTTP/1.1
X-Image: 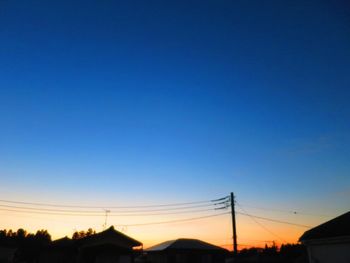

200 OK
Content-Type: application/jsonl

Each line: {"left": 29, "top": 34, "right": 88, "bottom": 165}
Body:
{"left": 230, "top": 192, "right": 238, "bottom": 255}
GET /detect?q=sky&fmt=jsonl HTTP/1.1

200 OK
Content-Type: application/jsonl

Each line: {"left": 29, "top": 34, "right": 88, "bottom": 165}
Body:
{"left": 0, "top": 0, "right": 350, "bottom": 249}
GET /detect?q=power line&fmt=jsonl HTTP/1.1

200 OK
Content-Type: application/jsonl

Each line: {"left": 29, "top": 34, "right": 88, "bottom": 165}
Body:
{"left": 220, "top": 243, "right": 265, "bottom": 248}
{"left": 236, "top": 204, "right": 287, "bottom": 243}
{"left": 0, "top": 206, "right": 228, "bottom": 217}
{"left": 116, "top": 212, "right": 230, "bottom": 227}
{"left": 236, "top": 210, "right": 312, "bottom": 228}
{"left": 0, "top": 204, "right": 105, "bottom": 214}
{"left": 108, "top": 207, "right": 228, "bottom": 217}
{"left": 238, "top": 203, "right": 330, "bottom": 217}
{"left": 0, "top": 208, "right": 106, "bottom": 217}
{"left": 0, "top": 194, "right": 312, "bottom": 233}
{"left": 0, "top": 209, "right": 230, "bottom": 233}
{"left": 0, "top": 202, "right": 225, "bottom": 214}
{"left": 237, "top": 238, "right": 275, "bottom": 243}
{"left": 0, "top": 196, "right": 228, "bottom": 209}
{"left": 109, "top": 203, "right": 227, "bottom": 213}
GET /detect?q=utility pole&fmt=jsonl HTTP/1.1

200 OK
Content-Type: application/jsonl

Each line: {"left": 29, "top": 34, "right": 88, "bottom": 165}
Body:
{"left": 230, "top": 192, "right": 238, "bottom": 255}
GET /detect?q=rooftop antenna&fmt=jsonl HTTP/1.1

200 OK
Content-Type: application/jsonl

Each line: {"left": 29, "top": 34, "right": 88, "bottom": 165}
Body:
{"left": 121, "top": 225, "right": 127, "bottom": 232}
{"left": 102, "top": 209, "right": 110, "bottom": 230}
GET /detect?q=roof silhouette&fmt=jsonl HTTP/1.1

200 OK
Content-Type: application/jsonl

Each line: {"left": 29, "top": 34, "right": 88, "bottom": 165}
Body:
{"left": 80, "top": 226, "right": 142, "bottom": 247}
{"left": 52, "top": 236, "right": 76, "bottom": 247}
{"left": 51, "top": 226, "right": 142, "bottom": 249}
{"left": 299, "top": 211, "right": 350, "bottom": 241}
{"left": 146, "top": 238, "right": 227, "bottom": 252}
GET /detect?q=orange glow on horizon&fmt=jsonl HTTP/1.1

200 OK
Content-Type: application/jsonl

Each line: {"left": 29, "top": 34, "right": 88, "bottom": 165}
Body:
{"left": 0, "top": 207, "right": 315, "bottom": 251}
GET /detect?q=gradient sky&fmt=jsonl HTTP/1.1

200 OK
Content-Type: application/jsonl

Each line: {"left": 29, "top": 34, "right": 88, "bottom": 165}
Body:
{"left": 0, "top": 0, "right": 350, "bottom": 249}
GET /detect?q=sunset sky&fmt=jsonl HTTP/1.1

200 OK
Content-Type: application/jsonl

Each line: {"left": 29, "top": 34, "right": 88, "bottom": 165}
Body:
{"left": 0, "top": 0, "right": 349, "bottom": 249}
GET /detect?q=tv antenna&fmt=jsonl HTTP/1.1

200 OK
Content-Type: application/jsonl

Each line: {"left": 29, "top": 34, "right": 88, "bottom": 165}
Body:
{"left": 102, "top": 209, "right": 111, "bottom": 230}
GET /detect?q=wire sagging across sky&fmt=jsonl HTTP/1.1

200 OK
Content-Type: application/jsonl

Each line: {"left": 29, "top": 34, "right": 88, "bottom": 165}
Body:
{"left": 0, "top": 196, "right": 230, "bottom": 217}
{"left": 0, "top": 195, "right": 312, "bottom": 228}
{"left": 236, "top": 211, "right": 312, "bottom": 228}
{"left": 237, "top": 203, "right": 331, "bottom": 217}
{"left": 0, "top": 196, "right": 229, "bottom": 209}
{"left": 236, "top": 203, "right": 287, "bottom": 243}
{"left": 0, "top": 202, "right": 227, "bottom": 214}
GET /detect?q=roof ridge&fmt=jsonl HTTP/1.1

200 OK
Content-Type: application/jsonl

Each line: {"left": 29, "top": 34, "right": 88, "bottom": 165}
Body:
{"left": 146, "top": 238, "right": 227, "bottom": 252}
{"left": 300, "top": 211, "right": 350, "bottom": 241}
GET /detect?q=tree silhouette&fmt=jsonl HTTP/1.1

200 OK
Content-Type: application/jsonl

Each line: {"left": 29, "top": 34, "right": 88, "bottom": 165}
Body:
{"left": 0, "top": 228, "right": 51, "bottom": 263}
{"left": 72, "top": 228, "right": 96, "bottom": 239}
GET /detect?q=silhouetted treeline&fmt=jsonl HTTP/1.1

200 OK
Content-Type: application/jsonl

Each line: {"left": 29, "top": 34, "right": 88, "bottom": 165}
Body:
{"left": 0, "top": 229, "right": 51, "bottom": 246}
{"left": 235, "top": 243, "right": 308, "bottom": 263}
{"left": 0, "top": 229, "right": 51, "bottom": 263}
{"left": 72, "top": 228, "right": 96, "bottom": 239}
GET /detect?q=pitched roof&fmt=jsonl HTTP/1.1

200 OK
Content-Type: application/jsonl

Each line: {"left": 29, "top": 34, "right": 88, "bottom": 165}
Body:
{"left": 52, "top": 236, "right": 76, "bottom": 247}
{"left": 51, "top": 226, "right": 142, "bottom": 249}
{"left": 146, "top": 238, "right": 227, "bottom": 252}
{"left": 79, "top": 226, "right": 142, "bottom": 248}
{"left": 299, "top": 211, "right": 350, "bottom": 242}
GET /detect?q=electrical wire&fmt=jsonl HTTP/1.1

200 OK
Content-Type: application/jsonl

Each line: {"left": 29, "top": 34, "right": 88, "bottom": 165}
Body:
{"left": 238, "top": 203, "right": 330, "bottom": 217}
{"left": 236, "top": 204, "right": 287, "bottom": 243}
{"left": 0, "top": 196, "right": 229, "bottom": 209}
{"left": 115, "top": 212, "right": 230, "bottom": 227}
{"left": 220, "top": 243, "right": 263, "bottom": 247}
{"left": 111, "top": 207, "right": 228, "bottom": 217}
{"left": 237, "top": 238, "right": 275, "bottom": 243}
{"left": 1, "top": 195, "right": 312, "bottom": 234}
{"left": 237, "top": 211, "right": 312, "bottom": 228}
{"left": 0, "top": 208, "right": 105, "bottom": 217}
{"left": 0, "top": 203, "right": 225, "bottom": 214}
{"left": 0, "top": 206, "right": 228, "bottom": 217}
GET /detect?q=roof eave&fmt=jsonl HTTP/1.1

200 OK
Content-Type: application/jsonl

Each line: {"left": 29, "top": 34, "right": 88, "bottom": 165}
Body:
{"left": 300, "top": 235, "right": 350, "bottom": 245}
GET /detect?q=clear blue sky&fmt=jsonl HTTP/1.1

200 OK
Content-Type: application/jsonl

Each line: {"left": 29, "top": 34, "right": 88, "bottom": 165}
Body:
{"left": 0, "top": 0, "right": 349, "bottom": 241}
